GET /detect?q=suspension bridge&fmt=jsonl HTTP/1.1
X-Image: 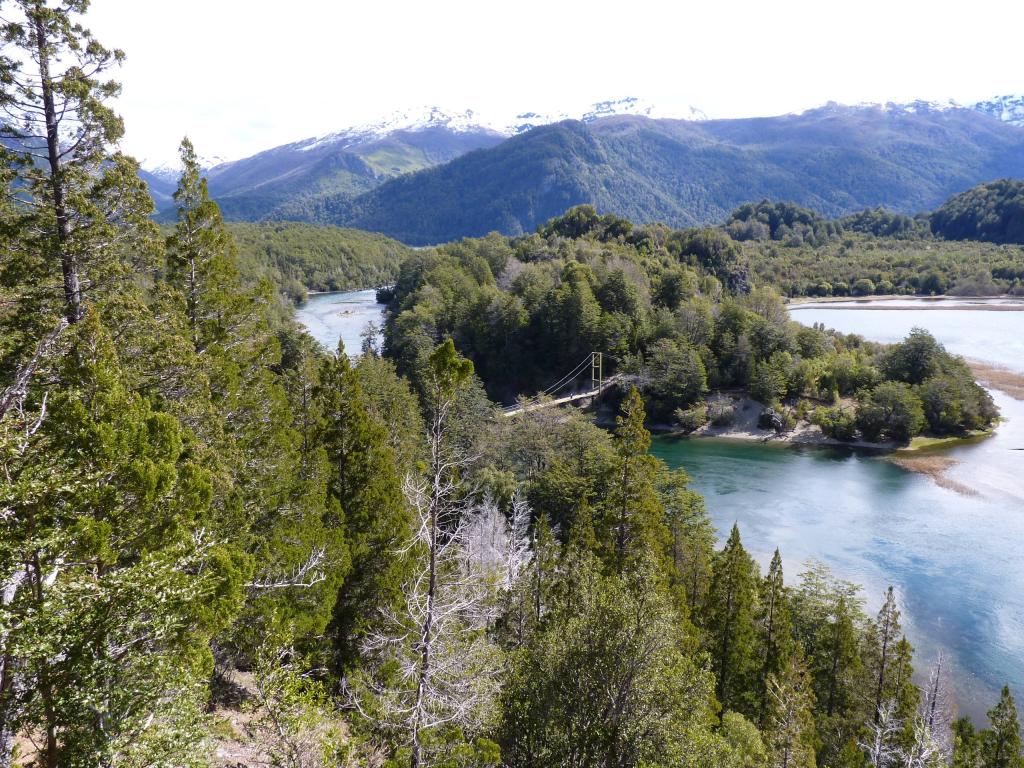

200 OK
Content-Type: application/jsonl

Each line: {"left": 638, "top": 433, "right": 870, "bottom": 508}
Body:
{"left": 501, "top": 352, "right": 620, "bottom": 417}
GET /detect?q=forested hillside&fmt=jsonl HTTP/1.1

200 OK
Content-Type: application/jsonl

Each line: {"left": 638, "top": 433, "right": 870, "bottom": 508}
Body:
{"left": 1, "top": 4, "right": 1022, "bottom": 768}
{"left": 150, "top": 125, "right": 506, "bottom": 222}
{"left": 228, "top": 222, "right": 411, "bottom": 302}
{"left": 930, "top": 178, "right": 1024, "bottom": 243}
{"left": 276, "top": 107, "right": 1024, "bottom": 244}
{"left": 718, "top": 199, "right": 1024, "bottom": 297}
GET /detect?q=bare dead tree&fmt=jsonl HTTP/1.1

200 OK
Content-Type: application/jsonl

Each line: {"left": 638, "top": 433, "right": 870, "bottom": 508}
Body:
{"left": 353, "top": 477, "right": 504, "bottom": 768}
{"left": 860, "top": 700, "right": 903, "bottom": 768}
{"left": 902, "top": 652, "right": 955, "bottom": 767}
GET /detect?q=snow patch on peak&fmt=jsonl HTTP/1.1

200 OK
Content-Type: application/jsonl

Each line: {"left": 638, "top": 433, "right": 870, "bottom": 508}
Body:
{"left": 296, "top": 107, "right": 506, "bottom": 153}
{"left": 296, "top": 98, "right": 711, "bottom": 148}
{"left": 141, "top": 153, "right": 230, "bottom": 180}
{"left": 971, "top": 94, "right": 1024, "bottom": 127}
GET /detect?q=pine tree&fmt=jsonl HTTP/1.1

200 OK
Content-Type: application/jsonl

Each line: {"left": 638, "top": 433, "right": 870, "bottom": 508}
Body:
{"left": 0, "top": 0, "right": 157, "bottom": 415}
{"left": 705, "top": 523, "right": 759, "bottom": 715}
{"left": 661, "top": 468, "right": 715, "bottom": 614}
{"left": 600, "top": 386, "right": 670, "bottom": 571}
{"left": 866, "top": 587, "right": 903, "bottom": 721}
{"left": 0, "top": 0, "right": 156, "bottom": 327}
{"left": 166, "top": 138, "right": 248, "bottom": 355}
{"left": 349, "top": 340, "right": 503, "bottom": 768}
{"left": 319, "top": 341, "right": 410, "bottom": 673}
{"left": 982, "top": 686, "right": 1024, "bottom": 768}
{"left": 757, "top": 549, "right": 795, "bottom": 727}
{"left": 954, "top": 717, "right": 985, "bottom": 768}
{"left": 499, "top": 554, "right": 720, "bottom": 768}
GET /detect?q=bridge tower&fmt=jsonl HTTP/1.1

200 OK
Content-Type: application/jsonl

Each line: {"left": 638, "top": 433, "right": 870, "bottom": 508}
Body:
{"left": 591, "top": 351, "right": 603, "bottom": 393}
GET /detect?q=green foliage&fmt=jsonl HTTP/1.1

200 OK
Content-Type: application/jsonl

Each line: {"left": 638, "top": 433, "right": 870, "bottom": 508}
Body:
{"left": 227, "top": 221, "right": 411, "bottom": 299}
{"left": 981, "top": 687, "right": 1024, "bottom": 768}
{"left": 840, "top": 207, "right": 925, "bottom": 238}
{"left": 812, "top": 405, "right": 858, "bottom": 441}
{"left": 499, "top": 554, "right": 719, "bottom": 768}
{"left": 747, "top": 233, "right": 1024, "bottom": 299}
{"left": 318, "top": 350, "right": 409, "bottom": 673}
{"left": 725, "top": 200, "right": 841, "bottom": 246}
{"left": 539, "top": 204, "right": 634, "bottom": 242}
{"left": 705, "top": 524, "right": 760, "bottom": 717}
{"left": 931, "top": 179, "right": 1024, "bottom": 244}
{"left": 643, "top": 338, "right": 708, "bottom": 420}
{"left": 856, "top": 381, "right": 926, "bottom": 444}
{"left": 675, "top": 403, "right": 710, "bottom": 433}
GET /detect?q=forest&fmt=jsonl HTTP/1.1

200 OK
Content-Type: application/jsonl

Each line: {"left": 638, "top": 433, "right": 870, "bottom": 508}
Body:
{"left": 0, "top": 3, "right": 1022, "bottom": 768}
{"left": 385, "top": 207, "right": 996, "bottom": 444}
{"left": 227, "top": 222, "right": 410, "bottom": 303}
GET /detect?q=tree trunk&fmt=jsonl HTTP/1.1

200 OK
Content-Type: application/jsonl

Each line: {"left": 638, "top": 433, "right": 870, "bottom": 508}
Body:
{"left": 34, "top": 16, "right": 81, "bottom": 325}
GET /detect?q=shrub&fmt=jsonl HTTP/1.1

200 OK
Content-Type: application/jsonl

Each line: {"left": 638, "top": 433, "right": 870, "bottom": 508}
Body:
{"left": 812, "top": 406, "right": 857, "bottom": 441}
{"left": 708, "top": 395, "right": 736, "bottom": 426}
{"left": 674, "top": 404, "right": 709, "bottom": 433}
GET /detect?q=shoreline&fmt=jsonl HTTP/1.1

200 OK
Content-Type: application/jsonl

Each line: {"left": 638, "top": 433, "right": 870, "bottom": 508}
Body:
{"left": 649, "top": 393, "right": 1000, "bottom": 495}
{"left": 967, "top": 361, "right": 1024, "bottom": 401}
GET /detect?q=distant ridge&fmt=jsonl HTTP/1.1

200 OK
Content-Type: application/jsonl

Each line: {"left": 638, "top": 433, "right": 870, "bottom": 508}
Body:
{"left": 142, "top": 96, "right": 1024, "bottom": 241}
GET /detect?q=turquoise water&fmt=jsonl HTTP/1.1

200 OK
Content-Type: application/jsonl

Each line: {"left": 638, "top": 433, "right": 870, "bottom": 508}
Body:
{"left": 653, "top": 299, "right": 1024, "bottom": 721}
{"left": 293, "top": 289, "right": 385, "bottom": 355}
{"left": 296, "top": 293, "right": 1024, "bottom": 721}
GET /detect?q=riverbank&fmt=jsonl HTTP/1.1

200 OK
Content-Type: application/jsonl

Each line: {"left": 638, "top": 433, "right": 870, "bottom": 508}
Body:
{"left": 652, "top": 395, "right": 897, "bottom": 450}
{"left": 968, "top": 361, "right": 1024, "bottom": 401}
{"left": 649, "top": 392, "right": 1001, "bottom": 497}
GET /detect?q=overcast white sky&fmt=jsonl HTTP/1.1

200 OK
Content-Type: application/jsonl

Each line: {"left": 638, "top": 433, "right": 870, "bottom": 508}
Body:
{"left": 85, "top": 0, "right": 1024, "bottom": 166}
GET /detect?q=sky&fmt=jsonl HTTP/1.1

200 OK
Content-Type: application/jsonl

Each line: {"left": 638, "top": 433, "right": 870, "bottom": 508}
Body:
{"left": 83, "top": 0, "right": 1024, "bottom": 167}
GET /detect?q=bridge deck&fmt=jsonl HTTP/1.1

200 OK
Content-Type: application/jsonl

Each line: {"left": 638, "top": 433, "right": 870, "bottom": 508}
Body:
{"left": 502, "top": 375, "right": 622, "bottom": 417}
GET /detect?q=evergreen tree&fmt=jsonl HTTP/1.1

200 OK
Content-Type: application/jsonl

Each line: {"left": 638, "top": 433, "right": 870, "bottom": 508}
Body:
{"left": 705, "top": 524, "right": 760, "bottom": 716}
{"left": 0, "top": 0, "right": 156, "bottom": 327}
{"left": 662, "top": 468, "right": 715, "bottom": 614}
{"left": 319, "top": 341, "right": 410, "bottom": 673}
{"left": 166, "top": 138, "right": 249, "bottom": 355}
{"left": 982, "top": 686, "right": 1024, "bottom": 768}
{"left": 499, "top": 554, "right": 721, "bottom": 768}
{"left": 757, "top": 549, "right": 795, "bottom": 727}
{"left": 765, "top": 652, "right": 818, "bottom": 768}
{"left": 600, "top": 386, "right": 670, "bottom": 571}
{"left": 0, "top": 0, "right": 157, "bottom": 415}
{"left": 0, "top": 316, "right": 241, "bottom": 767}
{"left": 954, "top": 717, "right": 985, "bottom": 768}
{"left": 866, "top": 587, "right": 904, "bottom": 721}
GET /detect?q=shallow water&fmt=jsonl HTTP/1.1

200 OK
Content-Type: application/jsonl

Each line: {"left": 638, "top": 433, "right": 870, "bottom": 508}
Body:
{"left": 790, "top": 299, "right": 1024, "bottom": 372}
{"left": 654, "top": 299, "right": 1024, "bottom": 721}
{"left": 293, "top": 289, "right": 385, "bottom": 355}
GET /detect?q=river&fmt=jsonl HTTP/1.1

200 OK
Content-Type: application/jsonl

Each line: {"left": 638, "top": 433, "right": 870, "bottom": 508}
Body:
{"left": 294, "top": 289, "right": 385, "bottom": 355}
{"left": 652, "top": 298, "right": 1024, "bottom": 721}
{"left": 296, "top": 290, "right": 1024, "bottom": 721}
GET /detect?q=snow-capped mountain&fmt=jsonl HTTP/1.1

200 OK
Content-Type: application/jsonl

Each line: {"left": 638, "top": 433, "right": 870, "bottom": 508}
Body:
{"left": 141, "top": 153, "right": 231, "bottom": 181}
{"left": 282, "top": 98, "right": 708, "bottom": 156}
{"left": 970, "top": 95, "right": 1024, "bottom": 127}
{"left": 294, "top": 107, "right": 507, "bottom": 154}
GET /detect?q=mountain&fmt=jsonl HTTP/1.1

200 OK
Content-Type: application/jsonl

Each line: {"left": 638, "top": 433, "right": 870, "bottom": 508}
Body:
{"left": 144, "top": 100, "right": 706, "bottom": 220}
{"left": 142, "top": 97, "right": 1024, "bottom": 241}
{"left": 200, "top": 116, "right": 507, "bottom": 221}
{"left": 970, "top": 94, "right": 1024, "bottom": 128}
{"left": 304, "top": 103, "right": 1024, "bottom": 244}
